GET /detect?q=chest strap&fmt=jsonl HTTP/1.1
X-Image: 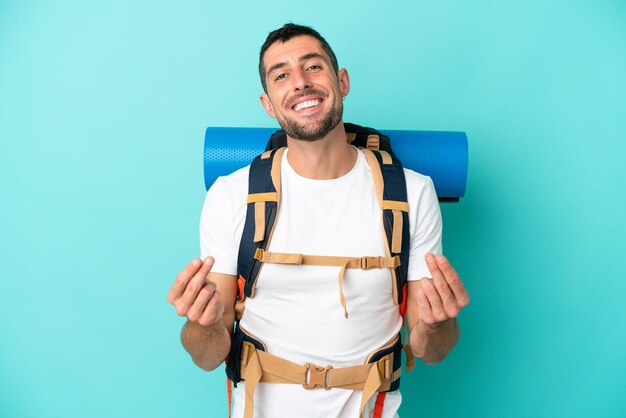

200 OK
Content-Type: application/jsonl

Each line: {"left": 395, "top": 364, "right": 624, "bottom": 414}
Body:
{"left": 240, "top": 340, "right": 401, "bottom": 418}
{"left": 254, "top": 248, "right": 401, "bottom": 318}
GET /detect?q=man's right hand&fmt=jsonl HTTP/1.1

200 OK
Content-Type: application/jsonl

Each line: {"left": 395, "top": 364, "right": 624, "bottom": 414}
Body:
{"left": 167, "top": 257, "right": 224, "bottom": 327}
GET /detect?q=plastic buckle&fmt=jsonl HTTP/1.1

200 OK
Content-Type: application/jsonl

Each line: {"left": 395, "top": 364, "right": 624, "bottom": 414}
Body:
{"left": 367, "top": 135, "right": 380, "bottom": 150}
{"left": 303, "top": 363, "right": 333, "bottom": 390}
{"left": 253, "top": 248, "right": 264, "bottom": 261}
{"left": 361, "top": 256, "right": 381, "bottom": 270}
{"left": 376, "top": 354, "right": 392, "bottom": 380}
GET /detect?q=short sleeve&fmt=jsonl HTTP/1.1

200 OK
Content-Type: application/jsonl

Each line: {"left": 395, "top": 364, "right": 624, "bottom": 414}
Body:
{"left": 405, "top": 172, "right": 443, "bottom": 281}
{"left": 199, "top": 167, "right": 249, "bottom": 275}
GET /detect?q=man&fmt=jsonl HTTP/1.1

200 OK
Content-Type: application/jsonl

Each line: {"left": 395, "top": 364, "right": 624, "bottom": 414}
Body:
{"left": 167, "top": 23, "right": 469, "bottom": 418}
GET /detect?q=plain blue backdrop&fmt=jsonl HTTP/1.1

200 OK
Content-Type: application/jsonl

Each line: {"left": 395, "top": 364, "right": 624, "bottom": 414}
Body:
{"left": 1, "top": 1, "right": 625, "bottom": 417}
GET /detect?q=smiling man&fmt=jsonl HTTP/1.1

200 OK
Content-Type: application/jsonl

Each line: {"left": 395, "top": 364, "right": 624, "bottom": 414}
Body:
{"left": 259, "top": 37, "right": 346, "bottom": 143}
{"left": 167, "top": 23, "right": 469, "bottom": 418}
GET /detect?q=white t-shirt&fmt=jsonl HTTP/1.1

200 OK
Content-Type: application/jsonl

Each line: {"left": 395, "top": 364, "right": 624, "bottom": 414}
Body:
{"left": 200, "top": 148, "right": 442, "bottom": 418}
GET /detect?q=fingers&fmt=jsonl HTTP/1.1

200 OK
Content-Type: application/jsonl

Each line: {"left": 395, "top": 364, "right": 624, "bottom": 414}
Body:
{"left": 186, "top": 282, "right": 216, "bottom": 322}
{"left": 416, "top": 287, "right": 435, "bottom": 324}
{"left": 419, "top": 253, "right": 470, "bottom": 324}
{"left": 167, "top": 258, "right": 204, "bottom": 304}
{"left": 187, "top": 283, "right": 224, "bottom": 327}
{"left": 167, "top": 257, "right": 215, "bottom": 316}
{"left": 198, "top": 290, "right": 225, "bottom": 327}
{"left": 178, "top": 257, "right": 214, "bottom": 315}
{"left": 425, "top": 254, "right": 459, "bottom": 318}
{"left": 435, "top": 254, "right": 470, "bottom": 308}
{"left": 419, "top": 276, "right": 448, "bottom": 323}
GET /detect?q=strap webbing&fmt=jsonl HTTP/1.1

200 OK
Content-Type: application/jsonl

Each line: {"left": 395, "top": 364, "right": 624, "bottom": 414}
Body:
{"left": 379, "top": 150, "right": 393, "bottom": 165}
{"left": 254, "top": 249, "right": 400, "bottom": 269}
{"left": 373, "top": 392, "right": 387, "bottom": 418}
{"left": 248, "top": 192, "right": 280, "bottom": 243}
{"left": 403, "top": 324, "right": 415, "bottom": 373}
{"left": 247, "top": 192, "right": 279, "bottom": 203}
{"left": 227, "top": 377, "right": 232, "bottom": 418}
{"left": 361, "top": 149, "right": 384, "bottom": 207}
{"left": 381, "top": 200, "right": 408, "bottom": 254}
{"left": 391, "top": 210, "right": 403, "bottom": 253}
{"left": 243, "top": 348, "right": 263, "bottom": 418}
{"left": 382, "top": 200, "right": 409, "bottom": 212}
{"left": 361, "top": 148, "right": 403, "bottom": 305}
{"left": 270, "top": 148, "right": 284, "bottom": 195}
{"left": 253, "top": 202, "right": 265, "bottom": 243}
{"left": 254, "top": 249, "right": 400, "bottom": 318}
{"left": 240, "top": 343, "right": 397, "bottom": 418}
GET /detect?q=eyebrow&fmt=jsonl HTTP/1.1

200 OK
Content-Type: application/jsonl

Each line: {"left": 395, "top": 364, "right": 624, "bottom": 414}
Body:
{"left": 266, "top": 53, "right": 327, "bottom": 78}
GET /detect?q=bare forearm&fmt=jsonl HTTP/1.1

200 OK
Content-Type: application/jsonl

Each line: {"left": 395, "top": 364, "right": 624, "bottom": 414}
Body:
{"left": 410, "top": 318, "right": 459, "bottom": 365}
{"left": 181, "top": 320, "right": 231, "bottom": 371}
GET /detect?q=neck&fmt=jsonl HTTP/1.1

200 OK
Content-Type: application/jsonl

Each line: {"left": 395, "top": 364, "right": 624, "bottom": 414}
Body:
{"left": 285, "top": 122, "right": 357, "bottom": 180}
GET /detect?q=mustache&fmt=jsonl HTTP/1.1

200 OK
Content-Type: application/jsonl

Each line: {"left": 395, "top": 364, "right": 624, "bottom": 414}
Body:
{"left": 285, "top": 90, "right": 328, "bottom": 109}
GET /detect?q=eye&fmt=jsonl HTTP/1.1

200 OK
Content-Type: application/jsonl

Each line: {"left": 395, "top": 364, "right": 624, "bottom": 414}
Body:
{"left": 307, "top": 65, "right": 322, "bottom": 71}
{"left": 274, "top": 73, "right": 287, "bottom": 82}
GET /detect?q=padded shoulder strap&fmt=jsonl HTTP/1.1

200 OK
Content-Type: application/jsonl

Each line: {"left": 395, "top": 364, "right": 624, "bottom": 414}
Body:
{"left": 237, "top": 147, "right": 285, "bottom": 298}
{"left": 361, "top": 149, "right": 410, "bottom": 305}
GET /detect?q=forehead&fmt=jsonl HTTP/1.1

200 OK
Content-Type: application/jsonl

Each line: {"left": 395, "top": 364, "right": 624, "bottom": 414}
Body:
{"left": 263, "top": 35, "right": 330, "bottom": 68}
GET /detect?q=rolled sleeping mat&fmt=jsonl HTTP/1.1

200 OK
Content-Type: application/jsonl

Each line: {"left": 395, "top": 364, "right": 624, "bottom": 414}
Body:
{"left": 204, "top": 126, "right": 468, "bottom": 201}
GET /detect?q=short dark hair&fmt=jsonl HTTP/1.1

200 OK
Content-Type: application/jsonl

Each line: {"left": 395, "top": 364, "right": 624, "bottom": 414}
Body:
{"left": 259, "top": 23, "right": 339, "bottom": 92}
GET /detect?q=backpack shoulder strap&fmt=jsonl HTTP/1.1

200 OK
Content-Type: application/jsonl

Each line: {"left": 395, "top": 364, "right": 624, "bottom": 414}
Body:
{"left": 237, "top": 147, "right": 285, "bottom": 298}
{"left": 361, "top": 148, "right": 410, "bottom": 306}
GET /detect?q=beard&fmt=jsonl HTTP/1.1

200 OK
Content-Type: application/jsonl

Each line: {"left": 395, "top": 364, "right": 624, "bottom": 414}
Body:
{"left": 278, "top": 99, "right": 343, "bottom": 142}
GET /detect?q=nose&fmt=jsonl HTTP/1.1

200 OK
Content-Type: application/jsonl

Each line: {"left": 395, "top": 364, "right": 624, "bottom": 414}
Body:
{"left": 292, "top": 68, "right": 312, "bottom": 91}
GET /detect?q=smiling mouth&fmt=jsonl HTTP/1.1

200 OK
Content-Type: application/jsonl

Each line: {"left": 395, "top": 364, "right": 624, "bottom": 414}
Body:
{"left": 292, "top": 99, "right": 322, "bottom": 112}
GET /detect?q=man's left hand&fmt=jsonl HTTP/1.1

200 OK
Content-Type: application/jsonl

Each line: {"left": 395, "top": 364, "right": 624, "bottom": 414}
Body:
{"left": 417, "top": 253, "right": 470, "bottom": 327}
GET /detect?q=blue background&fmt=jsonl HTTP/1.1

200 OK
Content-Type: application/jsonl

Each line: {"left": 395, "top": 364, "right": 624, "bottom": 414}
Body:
{"left": 1, "top": 1, "right": 625, "bottom": 417}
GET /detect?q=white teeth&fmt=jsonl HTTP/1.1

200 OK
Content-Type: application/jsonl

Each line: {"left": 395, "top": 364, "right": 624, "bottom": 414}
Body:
{"left": 294, "top": 99, "right": 319, "bottom": 111}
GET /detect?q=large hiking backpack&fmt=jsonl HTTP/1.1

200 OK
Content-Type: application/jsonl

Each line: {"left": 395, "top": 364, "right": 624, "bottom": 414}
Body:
{"left": 226, "top": 124, "right": 413, "bottom": 418}
{"left": 202, "top": 122, "right": 468, "bottom": 418}
{"left": 236, "top": 123, "right": 410, "bottom": 312}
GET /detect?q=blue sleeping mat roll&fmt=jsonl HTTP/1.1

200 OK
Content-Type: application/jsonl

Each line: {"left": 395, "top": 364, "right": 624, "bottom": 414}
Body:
{"left": 204, "top": 127, "right": 468, "bottom": 201}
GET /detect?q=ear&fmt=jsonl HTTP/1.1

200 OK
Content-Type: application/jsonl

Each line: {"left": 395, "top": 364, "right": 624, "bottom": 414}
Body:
{"left": 260, "top": 94, "right": 276, "bottom": 118}
{"left": 337, "top": 68, "right": 350, "bottom": 98}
